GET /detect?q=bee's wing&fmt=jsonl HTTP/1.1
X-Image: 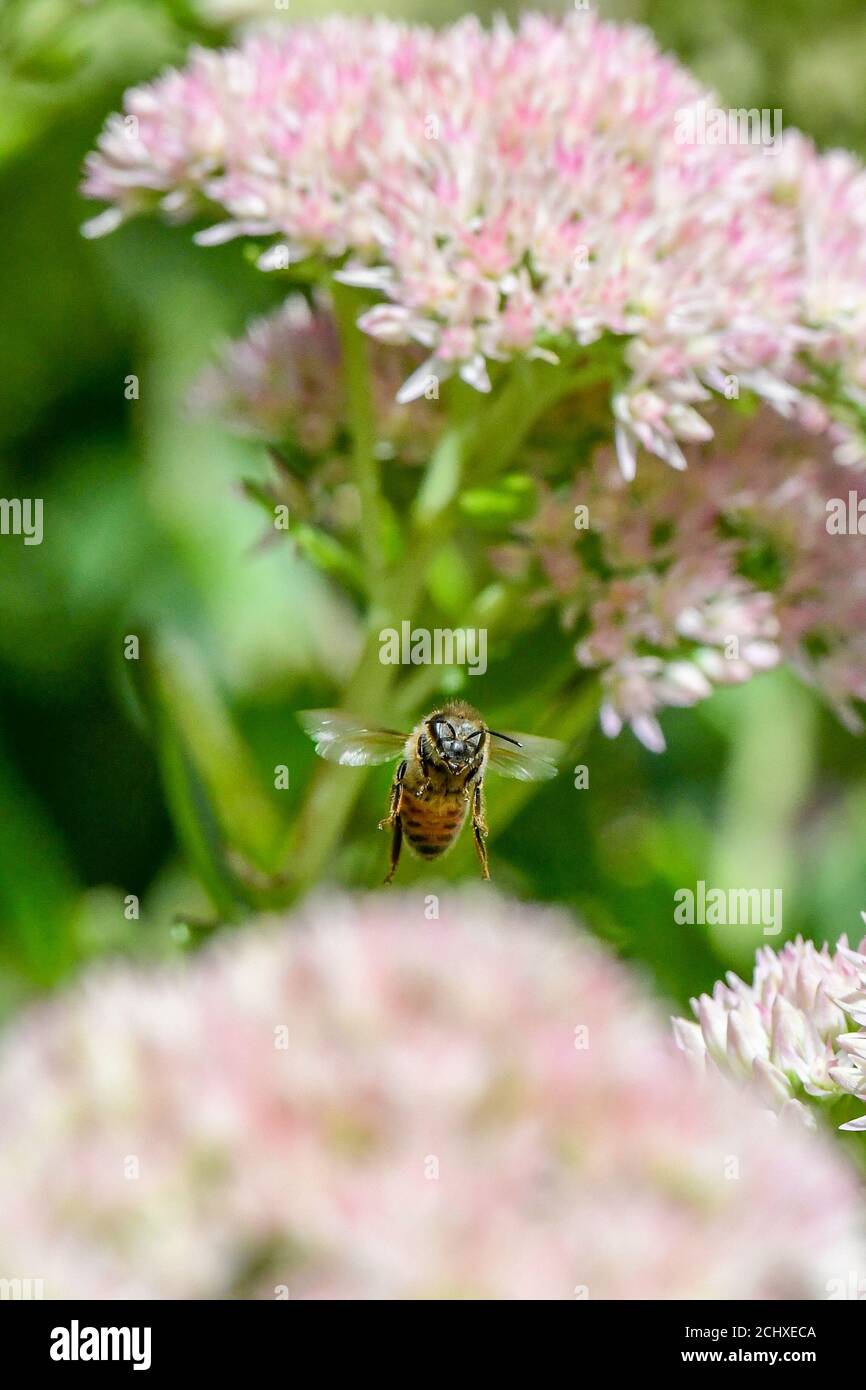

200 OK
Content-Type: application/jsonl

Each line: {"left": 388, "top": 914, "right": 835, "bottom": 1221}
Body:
{"left": 486, "top": 731, "right": 563, "bottom": 781}
{"left": 298, "top": 710, "right": 408, "bottom": 767}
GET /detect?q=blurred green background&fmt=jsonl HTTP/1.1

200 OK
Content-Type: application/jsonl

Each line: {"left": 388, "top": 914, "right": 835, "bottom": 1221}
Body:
{"left": 3, "top": 0, "right": 866, "bottom": 1018}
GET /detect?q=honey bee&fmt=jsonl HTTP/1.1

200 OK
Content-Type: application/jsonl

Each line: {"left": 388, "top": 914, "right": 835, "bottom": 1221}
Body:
{"left": 300, "top": 700, "right": 562, "bottom": 882}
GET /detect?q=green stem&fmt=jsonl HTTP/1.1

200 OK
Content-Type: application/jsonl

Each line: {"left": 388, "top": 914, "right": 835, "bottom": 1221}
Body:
{"left": 286, "top": 411, "right": 470, "bottom": 894}
{"left": 283, "top": 284, "right": 417, "bottom": 895}
{"left": 331, "top": 280, "right": 389, "bottom": 620}
{"left": 285, "top": 628, "right": 399, "bottom": 893}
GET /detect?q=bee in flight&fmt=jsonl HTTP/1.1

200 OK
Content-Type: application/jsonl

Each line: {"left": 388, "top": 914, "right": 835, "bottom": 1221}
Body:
{"left": 300, "top": 700, "right": 562, "bottom": 883}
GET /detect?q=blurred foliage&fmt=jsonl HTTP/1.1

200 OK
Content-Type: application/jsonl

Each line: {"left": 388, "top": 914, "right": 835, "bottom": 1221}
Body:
{"left": 2, "top": 0, "right": 866, "bottom": 1032}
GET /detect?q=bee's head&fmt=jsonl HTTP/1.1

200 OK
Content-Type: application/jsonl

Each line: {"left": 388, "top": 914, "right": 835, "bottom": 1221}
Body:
{"left": 426, "top": 710, "right": 486, "bottom": 773}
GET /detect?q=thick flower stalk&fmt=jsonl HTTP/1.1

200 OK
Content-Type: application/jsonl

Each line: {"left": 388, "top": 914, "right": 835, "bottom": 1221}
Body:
{"left": 0, "top": 893, "right": 863, "bottom": 1299}
{"left": 673, "top": 919, "right": 866, "bottom": 1131}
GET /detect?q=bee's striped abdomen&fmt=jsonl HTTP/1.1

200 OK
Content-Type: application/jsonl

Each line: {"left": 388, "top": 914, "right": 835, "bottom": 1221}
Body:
{"left": 401, "top": 793, "right": 467, "bottom": 859}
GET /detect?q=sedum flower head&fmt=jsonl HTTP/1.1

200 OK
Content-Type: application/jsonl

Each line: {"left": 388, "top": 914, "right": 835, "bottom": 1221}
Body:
{"left": 495, "top": 409, "right": 866, "bottom": 751}
{"left": 0, "top": 892, "right": 863, "bottom": 1299}
{"left": 673, "top": 919, "right": 866, "bottom": 1131}
{"left": 82, "top": 14, "right": 866, "bottom": 460}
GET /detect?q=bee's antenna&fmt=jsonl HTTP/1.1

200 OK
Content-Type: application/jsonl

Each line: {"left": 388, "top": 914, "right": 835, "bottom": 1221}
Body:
{"left": 489, "top": 730, "right": 523, "bottom": 747}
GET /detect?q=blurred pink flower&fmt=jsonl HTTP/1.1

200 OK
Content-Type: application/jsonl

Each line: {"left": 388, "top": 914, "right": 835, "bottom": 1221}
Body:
{"left": 191, "top": 297, "right": 344, "bottom": 452}
{"left": 0, "top": 892, "right": 863, "bottom": 1299}
{"left": 673, "top": 920, "right": 866, "bottom": 1131}
{"left": 82, "top": 13, "right": 866, "bottom": 465}
{"left": 189, "top": 295, "right": 434, "bottom": 461}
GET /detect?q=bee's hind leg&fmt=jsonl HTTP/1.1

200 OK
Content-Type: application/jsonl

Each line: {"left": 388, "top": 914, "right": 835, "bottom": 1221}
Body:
{"left": 472, "top": 780, "right": 490, "bottom": 881}
{"left": 384, "top": 816, "right": 403, "bottom": 885}
{"left": 380, "top": 761, "right": 407, "bottom": 883}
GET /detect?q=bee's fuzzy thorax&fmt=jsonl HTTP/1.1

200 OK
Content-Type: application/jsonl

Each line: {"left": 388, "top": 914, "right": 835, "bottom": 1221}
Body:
{"left": 436, "top": 699, "right": 484, "bottom": 723}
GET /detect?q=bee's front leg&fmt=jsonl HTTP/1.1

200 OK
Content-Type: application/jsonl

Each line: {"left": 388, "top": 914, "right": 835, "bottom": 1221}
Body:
{"left": 471, "top": 780, "right": 490, "bottom": 881}
{"left": 416, "top": 736, "right": 433, "bottom": 799}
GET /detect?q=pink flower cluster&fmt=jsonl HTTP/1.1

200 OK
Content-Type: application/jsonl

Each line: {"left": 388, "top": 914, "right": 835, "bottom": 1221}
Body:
{"left": 495, "top": 410, "right": 866, "bottom": 750}
{"left": 190, "top": 295, "right": 433, "bottom": 462}
{"left": 674, "top": 920, "right": 866, "bottom": 1132}
{"left": 83, "top": 13, "right": 866, "bottom": 458}
{"left": 1, "top": 893, "right": 862, "bottom": 1299}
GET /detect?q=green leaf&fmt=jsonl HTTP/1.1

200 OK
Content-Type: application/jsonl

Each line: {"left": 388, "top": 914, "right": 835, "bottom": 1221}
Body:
{"left": 128, "top": 633, "right": 291, "bottom": 918}
{"left": 0, "top": 735, "right": 77, "bottom": 984}
{"left": 458, "top": 473, "right": 538, "bottom": 525}
{"left": 293, "top": 524, "right": 367, "bottom": 598}
{"left": 412, "top": 429, "right": 463, "bottom": 525}
{"left": 425, "top": 542, "right": 475, "bottom": 618}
